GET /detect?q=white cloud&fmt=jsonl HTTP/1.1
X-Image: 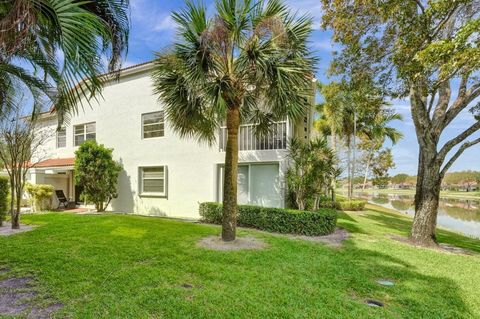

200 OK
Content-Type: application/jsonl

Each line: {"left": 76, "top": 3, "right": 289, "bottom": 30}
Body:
{"left": 312, "top": 39, "right": 336, "bottom": 52}
{"left": 154, "top": 15, "right": 175, "bottom": 32}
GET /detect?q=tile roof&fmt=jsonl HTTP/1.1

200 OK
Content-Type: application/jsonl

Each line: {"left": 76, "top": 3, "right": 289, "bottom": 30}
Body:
{"left": 34, "top": 158, "right": 75, "bottom": 168}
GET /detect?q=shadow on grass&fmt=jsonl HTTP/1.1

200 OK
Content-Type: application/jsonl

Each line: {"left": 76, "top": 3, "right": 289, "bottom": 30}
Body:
{"left": 0, "top": 212, "right": 475, "bottom": 318}
{"left": 337, "top": 212, "right": 369, "bottom": 235}
{"left": 332, "top": 241, "right": 471, "bottom": 318}
{"left": 363, "top": 209, "right": 480, "bottom": 254}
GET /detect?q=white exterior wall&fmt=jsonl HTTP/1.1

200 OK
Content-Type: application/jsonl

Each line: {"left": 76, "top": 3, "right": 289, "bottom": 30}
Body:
{"left": 31, "top": 66, "right": 290, "bottom": 218}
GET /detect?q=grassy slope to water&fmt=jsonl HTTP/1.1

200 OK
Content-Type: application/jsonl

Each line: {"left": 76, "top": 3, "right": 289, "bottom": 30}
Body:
{"left": 339, "top": 187, "right": 480, "bottom": 200}
{"left": 0, "top": 211, "right": 479, "bottom": 319}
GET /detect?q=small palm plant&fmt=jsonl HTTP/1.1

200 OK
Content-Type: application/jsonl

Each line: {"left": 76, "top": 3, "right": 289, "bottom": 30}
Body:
{"left": 152, "top": 0, "right": 316, "bottom": 241}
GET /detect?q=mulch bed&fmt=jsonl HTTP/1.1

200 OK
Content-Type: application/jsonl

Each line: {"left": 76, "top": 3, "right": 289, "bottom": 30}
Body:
{"left": 390, "top": 234, "right": 477, "bottom": 256}
{"left": 0, "top": 223, "right": 36, "bottom": 237}
{"left": 197, "top": 236, "right": 268, "bottom": 251}
{"left": 289, "top": 228, "right": 350, "bottom": 247}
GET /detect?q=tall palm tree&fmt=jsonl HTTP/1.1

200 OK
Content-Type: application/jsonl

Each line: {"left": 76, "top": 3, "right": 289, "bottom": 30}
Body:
{"left": 318, "top": 81, "right": 402, "bottom": 198}
{"left": 152, "top": 0, "right": 316, "bottom": 241}
{"left": 0, "top": 0, "right": 130, "bottom": 119}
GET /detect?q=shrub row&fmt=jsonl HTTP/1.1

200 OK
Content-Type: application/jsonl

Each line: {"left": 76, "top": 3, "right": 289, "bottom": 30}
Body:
{"left": 199, "top": 202, "right": 337, "bottom": 236}
{"left": 317, "top": 197, "right": 367, "bottom": 211}
{"left": 336, "top": 199, "right": 366, "bottom": 211}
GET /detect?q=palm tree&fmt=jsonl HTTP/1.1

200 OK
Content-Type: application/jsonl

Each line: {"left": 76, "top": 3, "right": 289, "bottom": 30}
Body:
{"left": 152, "top": 0, "right": 316, "bottom": 241}
{"left": 0, "top": 0, "right": 130, "bottom": 119}
{"left": 0, "top": 0, "right": 129, "bottom": 229}
{"left": 286, "top": 138, "right": 339, "bottom": 210}
{"left": 360, "top": 109, "right": 403, "bottom": 189}
{"left": 318, "top": 81, "right": 402, "bottom": 198}
{"left": 316, "top": 82, "right": 347, "bottom": 200}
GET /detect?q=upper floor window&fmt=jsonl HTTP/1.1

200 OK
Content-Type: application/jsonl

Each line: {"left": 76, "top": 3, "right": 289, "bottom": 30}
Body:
{"left": 142, "top": 111, "right": 164, "bottom": 139}
{"left": 74, "top": 122, "right": 96, "bottom": 146}
{"left": 56, "top": 128, "right": 66, "bottom": 148}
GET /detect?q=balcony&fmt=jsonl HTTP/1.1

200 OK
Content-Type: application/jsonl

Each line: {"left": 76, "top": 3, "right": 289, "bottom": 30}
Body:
{"left": 219, "top": 121, "right": 287, "bottom": 151}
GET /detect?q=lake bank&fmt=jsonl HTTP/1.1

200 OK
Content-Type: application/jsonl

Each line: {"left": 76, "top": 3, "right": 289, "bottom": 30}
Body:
{"left": 339, "top": 188, "right": 480, "bottom": 200}
{"left": 343, "top": 190, "right": 480, "bottom": 239}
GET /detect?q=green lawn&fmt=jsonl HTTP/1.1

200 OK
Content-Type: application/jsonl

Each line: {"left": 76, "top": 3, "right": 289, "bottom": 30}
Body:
{"left": 1, "top": 210, "right": 479, "bottom": 319}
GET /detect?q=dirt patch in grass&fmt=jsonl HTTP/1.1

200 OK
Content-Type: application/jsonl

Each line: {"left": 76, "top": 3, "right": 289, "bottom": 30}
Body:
{"left": 290, "top": 228, "right": 350, "bottom": 247}
{"left": 390, "top": 235, "right": 477, "bottom": 256}
{"left": 197, "top": 236, "right": 267, "bottom": 251}
{"left": 0, "top": 270, "right": 62, "bottom": 318}
{"left": 0, "top": 222, "right": 36, "bottom": 236}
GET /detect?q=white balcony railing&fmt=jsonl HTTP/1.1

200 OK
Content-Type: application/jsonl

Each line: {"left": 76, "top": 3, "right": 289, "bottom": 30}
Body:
{"left": 219, "top": 121, "right": 287, "bottom": 151}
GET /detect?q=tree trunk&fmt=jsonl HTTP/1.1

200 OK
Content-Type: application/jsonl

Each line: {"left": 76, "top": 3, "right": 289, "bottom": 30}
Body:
{"left": 347, "top": 138, "right": 352, "bottom": 199}
{"left": 362, "top": 156, "right": 371, "bottom": 190}
{"left": 222, "top": 107, "right": 240, "bottom": 242}
{"left": 411, "top": 149, "right": 441, "bottom": 246}
{"left": 9, "top": 178, "right": 18, "bottom": 229}
{"left": 330, "top": 130, "right": 337, "bottom": 202}
{"left": 13, "top": 188, "right": 21, "bottom": 229}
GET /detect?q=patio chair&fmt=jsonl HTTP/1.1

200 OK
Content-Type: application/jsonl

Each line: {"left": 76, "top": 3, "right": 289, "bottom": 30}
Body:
{"left": 55, "top": 190, "right": 75, "bottom": 209}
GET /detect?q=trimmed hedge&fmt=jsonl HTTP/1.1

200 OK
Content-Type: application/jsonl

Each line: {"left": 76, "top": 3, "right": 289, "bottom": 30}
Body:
{"left": 318, "top": 197, "right": 367, "bottom": 211}
{"left": 199, "top": 202, "right": 337, "bottom": 236}
{"left": 336, "top": 199, "right": 366, "bottom": 211}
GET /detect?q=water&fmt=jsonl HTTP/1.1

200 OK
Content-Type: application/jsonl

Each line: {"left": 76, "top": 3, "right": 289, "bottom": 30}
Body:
{"left": 351, "top": 191, "right": 480, "bottom": 239}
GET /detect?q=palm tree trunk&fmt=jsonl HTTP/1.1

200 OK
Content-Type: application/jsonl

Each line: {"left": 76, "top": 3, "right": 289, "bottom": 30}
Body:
{"left": 347, "top": 138, "right": 352, "bottom": 199}
{"left": 352, "top": 112, "right": 357, "bottom": 197}
{"left": 222, "top": 107, "right": 240, "bottom": 242}
{"left": 362, "top": 155, "right": 371, "bottom": 190}
{"left": 331, "top": 129, "right": 337, "bottom": 201}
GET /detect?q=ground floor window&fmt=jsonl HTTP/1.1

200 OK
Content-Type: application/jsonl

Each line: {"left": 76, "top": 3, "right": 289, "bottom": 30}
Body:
{"left": 217, "top": 163, "right": 282, "bottom": 208}
{"left": 139, "top": 166, "right": 167, "bottom": 196}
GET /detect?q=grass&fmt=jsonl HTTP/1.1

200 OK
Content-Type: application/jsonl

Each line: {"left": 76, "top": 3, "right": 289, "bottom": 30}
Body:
{"left": 339, "top": 187, "right": 480, "bottom": 200}
{"left": 1, "top": 210, "right": 479, "bottom": 318}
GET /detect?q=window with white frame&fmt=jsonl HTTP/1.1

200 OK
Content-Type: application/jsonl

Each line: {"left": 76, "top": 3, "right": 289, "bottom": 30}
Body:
{"left": 57, "top": 127, "right": 66, "bottom": 148}
{"left": 142, "top": 111, "right": 164, "bottom": 138}
{"left": 74, "top": 122, "right": 96, "bottom": 146}
{"left": 140, "top": 166, "right": 167, "bottom": 196}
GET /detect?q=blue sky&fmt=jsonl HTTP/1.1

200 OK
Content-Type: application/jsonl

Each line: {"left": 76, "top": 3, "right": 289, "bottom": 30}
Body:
{"left": 125, "top": 0, "right": 479, "bottom": 175}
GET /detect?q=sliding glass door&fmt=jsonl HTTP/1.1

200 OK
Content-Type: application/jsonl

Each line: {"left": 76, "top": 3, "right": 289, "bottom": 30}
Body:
{"left": 217, "top": 163, "right": 282, "bottom": 208}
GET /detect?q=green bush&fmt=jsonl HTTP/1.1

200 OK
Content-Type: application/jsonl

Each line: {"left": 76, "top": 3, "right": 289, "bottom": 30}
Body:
{"left": 25, "top": 183, "right": 54, "bottom": 212}
{"left": 317, "top": 197, "right": 366, "bottom": 211}
{"left": 199, "top": 202, "right": 337, "bottom": 236}
{"left": 74, "top": 141, "right": 121, "bottom": 212}
{"left": 0, "top": 177, "right": 9, "bottom": 226}
{"left": 336, "top": 200, "right": 366, "bottom": 211}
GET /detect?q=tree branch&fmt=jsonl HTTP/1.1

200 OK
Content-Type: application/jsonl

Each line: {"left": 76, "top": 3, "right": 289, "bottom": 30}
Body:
{"left": 438, "top": 121, "right": 480, "bottom": 161}
{"left": 432, "top": 80, "right": 450, "bottom": 122}
{"left": 412, "top": 0, "right": 425, "bottom": 14}
{"left": 440, "top": 137, "right": 480, "bottom": 177}
{"left": 441, "top": 81, "right": 480, "bottom": 129}
{"left": 427, "top": 88, "right": 437, "bottom": 116}
{"left": 430, "top": 3, "right": 459, "bottom": 41}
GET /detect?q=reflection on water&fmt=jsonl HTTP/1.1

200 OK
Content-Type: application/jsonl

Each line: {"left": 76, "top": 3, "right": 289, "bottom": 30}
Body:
{"left": 352, "top": 191, "right": 480, "bottom": 239}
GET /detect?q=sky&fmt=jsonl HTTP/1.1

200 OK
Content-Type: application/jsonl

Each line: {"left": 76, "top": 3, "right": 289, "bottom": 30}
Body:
{"left": 124, "top": 0, "right": 480, "bottom": 175}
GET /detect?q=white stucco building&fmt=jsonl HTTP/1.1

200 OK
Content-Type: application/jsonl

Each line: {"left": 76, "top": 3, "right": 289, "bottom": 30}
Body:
{"left": 28, "top": 62, "right": 314, "bottom": 218}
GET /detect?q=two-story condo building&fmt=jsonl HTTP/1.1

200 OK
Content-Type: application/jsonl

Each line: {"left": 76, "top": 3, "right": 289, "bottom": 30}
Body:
{"left": 28, "top": 62, "right": 314, "bottom": 219}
